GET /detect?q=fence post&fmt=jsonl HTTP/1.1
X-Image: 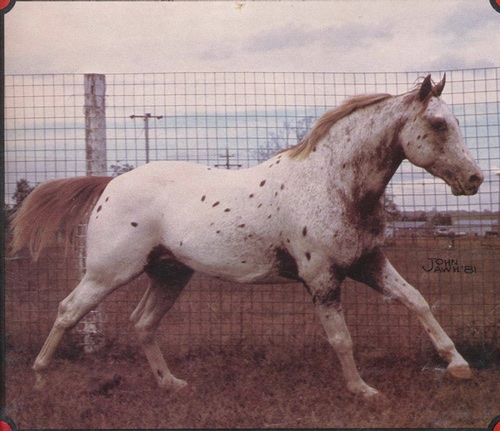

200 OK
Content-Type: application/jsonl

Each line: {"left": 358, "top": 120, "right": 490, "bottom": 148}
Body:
{"left": 76, "top": 74, "right": 108, "bottom": 353}
{"left": 84, "top": 74, "right": 107, "bottom": 176}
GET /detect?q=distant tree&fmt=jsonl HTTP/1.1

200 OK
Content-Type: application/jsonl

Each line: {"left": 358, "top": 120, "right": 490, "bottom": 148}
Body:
{"left": 12, "top": 178, "right": 35, "bottom": 210}
{"left": 110, "top": 161, "right": 135, "bottom": 177}
{"left": 383, "top": 192, "right": 402, "bottom": 220}
{"left": 254, "top": 116, "right": 314, "bottom": 162}
{"left": 431, "top": 212, "right": 453, "bottom": 226}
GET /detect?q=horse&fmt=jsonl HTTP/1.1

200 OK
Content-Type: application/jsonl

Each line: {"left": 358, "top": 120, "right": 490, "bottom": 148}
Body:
{"left": 10, "top": 74, "right": 484, "bottom": 398}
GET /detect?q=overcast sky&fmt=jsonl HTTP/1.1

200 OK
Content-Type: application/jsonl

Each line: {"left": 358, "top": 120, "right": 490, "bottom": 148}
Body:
{"left": 5, "top": 1, "right": 500, "bottom": 74}
{"left": 4, "top": 1, "right": 499, "bottom": 212}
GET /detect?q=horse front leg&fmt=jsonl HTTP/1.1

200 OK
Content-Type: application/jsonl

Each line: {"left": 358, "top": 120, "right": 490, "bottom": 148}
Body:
{"left": 306, "top": 272, "right": 380, "bottom": 398}
{"left": 349, "top": 249, "right": 472, "bottom": 379}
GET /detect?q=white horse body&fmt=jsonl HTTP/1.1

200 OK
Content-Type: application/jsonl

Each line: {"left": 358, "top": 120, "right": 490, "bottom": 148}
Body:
{"left": 11, "top": 75, "right": 484, "bottom": 398}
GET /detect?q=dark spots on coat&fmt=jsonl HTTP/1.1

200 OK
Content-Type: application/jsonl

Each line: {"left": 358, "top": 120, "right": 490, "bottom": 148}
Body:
{"left": 201, "top": 195, "right": 206, "bottom": 202}
{"left": 286, "top": 238, "right": 290, "bottom": 243}
{"left": 312, "top": 147, "right": 317, "bottom": 152}
{"left": 241, "top": 260, "right": 247, "bottom": 264}
{"left": 96, "top": 205, "right": 102, "bottom": 213}
{"left": 274, "top": 191, "right": 278, "bottom": 197}
{"left": 276, "top": 159, "right": 281, "bottom": 164}
{"left": 212, "top": 201, "right": 220, "bottom": 207}
{"left": 257, "top": 203, "right": 262, "bottom": 208}
{"left": 267, "top": 214, "right": 272, "bottom": 219}
{"left": 238, "top": 224, "right": 245, "bottom": 228}
{"left": 313, "top": 288, "right": 341, "bottom": 307}
{"left": 280, "top": 184, "right": 285, "bottom": 190}
{"left": 224, "top": 208, "right": 231, "bottom": 212}
{"left": 275, "top": 248, "right": 301, "bottom": 282}
{"left": 260, "top": 180, "right": 266, "bottom": 187}
{"left": 302, "top": 226, "right": 307, "bottom": 236}
{"left": 312, "top": 268, "right": 345, "bottom": 306}
{"left": 131, "top": 222, "right": 138, "bottom": 227}
{"left": 249, "top": 194, "right": 254, "bottom": 198}
{"left": 305, "top": 252, "right": 311, "bottom": 261}
{"left": 269, "top": 164, "right": 274, "bottom": 168}
{"left": 342, "top": 163, "right": 346, "bottom": 170}
{"left": 347, "top": 249, "right": 385, "bottom": 291}
{"left": 105, "top": 197, "right": 109, "bottom": 202}
{"left": 216, "top": 230, "right": 221, "bottom": 234}
{"left": 144, "top": 244, "right": 193, "bottom": 282}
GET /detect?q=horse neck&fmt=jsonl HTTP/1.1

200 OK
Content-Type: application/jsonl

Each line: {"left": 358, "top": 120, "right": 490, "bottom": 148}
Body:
{"left": 318, "top": 97, "right": 407, "bottom": 210}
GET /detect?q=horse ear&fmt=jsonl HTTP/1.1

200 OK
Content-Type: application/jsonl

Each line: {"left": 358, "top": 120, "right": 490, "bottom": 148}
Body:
{"left": 433, "top": 73, "right": 446, "bottom": 97}
{"left": 419, "top": 75, "right": 433, "bottom": 101}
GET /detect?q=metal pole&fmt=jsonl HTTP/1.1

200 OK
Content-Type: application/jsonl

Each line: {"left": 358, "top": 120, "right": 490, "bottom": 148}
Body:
{"left": 130, "top": 113, "right": 163, "bottom": 164}
{"left": 215, "top": 148, "right": 242, "bottom": 170}
{"left": 144, "top": 114, "right": 150, "bottom": 163}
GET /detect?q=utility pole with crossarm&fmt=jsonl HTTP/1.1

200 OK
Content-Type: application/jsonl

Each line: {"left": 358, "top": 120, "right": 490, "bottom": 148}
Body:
{"left": 129, "top": 113, "right": 163, "bottom": 163}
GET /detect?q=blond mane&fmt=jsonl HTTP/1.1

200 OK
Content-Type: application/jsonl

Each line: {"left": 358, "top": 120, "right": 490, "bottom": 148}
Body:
{"left": 285, "top": 93, "right": 393, "bottom": 159}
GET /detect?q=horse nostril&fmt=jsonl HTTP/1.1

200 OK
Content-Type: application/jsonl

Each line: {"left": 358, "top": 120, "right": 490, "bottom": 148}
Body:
{"left": 469, "top": 174, "right": 482, "bottom": 185}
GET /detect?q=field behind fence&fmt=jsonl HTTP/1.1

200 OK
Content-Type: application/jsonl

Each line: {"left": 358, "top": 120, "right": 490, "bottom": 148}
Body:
{"left": 4, "top": 68, "right": 499, "bottom": 357}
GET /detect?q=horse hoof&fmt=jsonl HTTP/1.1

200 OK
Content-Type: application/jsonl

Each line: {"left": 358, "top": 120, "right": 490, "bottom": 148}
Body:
{"left": 161, "top": 377, "right": 187, "bottom": 392}
{"left": 171, "top": 378, "right": 188, "bottom": 390}
{"left": 348, "top": 383, "right": 380, "bottom": 399}
{"left": 361, "top": 387, "right": 381, "bottom": 399}
{"left": 447, "top": 363, "right": 473, "bottom": 379}
{"left": 33, "top": 372, "right": 46, "bottom": 391}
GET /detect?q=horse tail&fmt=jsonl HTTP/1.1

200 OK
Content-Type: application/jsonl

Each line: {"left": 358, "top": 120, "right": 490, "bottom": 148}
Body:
{"left": 10, "top": 176, "right": 113, "bottom": 260}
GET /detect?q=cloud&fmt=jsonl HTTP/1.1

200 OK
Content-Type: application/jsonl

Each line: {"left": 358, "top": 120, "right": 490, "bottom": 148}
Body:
{"left": 437, "top": 3, "right": 499, "bottom": 37}
{"left": 5, "top": 1, "right": 499, "bottom": 75}
{"left": 417, "top": 53, "right": 496, "bottom": 72}
{"left": 244, "top": 25, "right": 320, "bottom": 53}
{"left": 243, "top": 21, "right": 392, "bottom": 55}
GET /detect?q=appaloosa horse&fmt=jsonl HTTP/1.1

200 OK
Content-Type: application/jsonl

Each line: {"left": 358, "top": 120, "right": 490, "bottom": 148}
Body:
{"left": 11, "top": 75, "right": 483, "bottom": 397}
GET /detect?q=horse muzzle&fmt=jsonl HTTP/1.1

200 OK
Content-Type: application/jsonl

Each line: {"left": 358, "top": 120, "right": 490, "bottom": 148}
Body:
{"left": 450, "top": 171, "right": 484, "bottom": 196}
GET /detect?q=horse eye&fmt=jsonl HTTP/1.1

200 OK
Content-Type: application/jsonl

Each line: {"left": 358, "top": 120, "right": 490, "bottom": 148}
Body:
{"left": 430, "top": 119, "right": 448, "bottom": 132}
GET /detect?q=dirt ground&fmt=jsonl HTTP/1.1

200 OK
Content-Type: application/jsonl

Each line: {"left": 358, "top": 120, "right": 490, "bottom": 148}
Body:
{"left": 4, "top": 344, "right": 499, "bottom": 429}
{"left": 4, "top": 236, "right": 499, "bottom": 429}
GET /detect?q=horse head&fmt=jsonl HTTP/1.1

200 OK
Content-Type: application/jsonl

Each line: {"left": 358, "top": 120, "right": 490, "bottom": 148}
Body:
{"left": 400, "top": 74, "right": 483, "bottom": 196}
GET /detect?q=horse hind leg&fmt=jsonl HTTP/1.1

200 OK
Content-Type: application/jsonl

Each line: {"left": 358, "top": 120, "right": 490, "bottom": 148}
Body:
{"left": 32, "top": 272, "right": 126, "bottom": 389}
{"left": 130, "top": 259, "right": 193, "bottom": 391}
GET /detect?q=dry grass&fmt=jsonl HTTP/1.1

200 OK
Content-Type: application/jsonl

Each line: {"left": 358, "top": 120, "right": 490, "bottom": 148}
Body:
{"left": 5, "top": 344, "right": 499, "bottom": 429}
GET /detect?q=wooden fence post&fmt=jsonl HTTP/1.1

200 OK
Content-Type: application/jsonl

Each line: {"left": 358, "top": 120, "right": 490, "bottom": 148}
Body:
{"left": 84, "top": 74, "right": 107, "bottom": 176}
{"left": 77, "top": 74, "right": 108, "bottom": 353}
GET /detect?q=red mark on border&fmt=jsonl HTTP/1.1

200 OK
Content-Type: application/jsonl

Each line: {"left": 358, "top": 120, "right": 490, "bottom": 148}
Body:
{"left": 0, "top": 421, "right": 13, "bottom": 431}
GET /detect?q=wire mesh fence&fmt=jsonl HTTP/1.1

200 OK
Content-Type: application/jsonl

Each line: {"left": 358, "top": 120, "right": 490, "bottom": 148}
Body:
{"left": 4, "top": 69, "right": 499, "bottom": 357}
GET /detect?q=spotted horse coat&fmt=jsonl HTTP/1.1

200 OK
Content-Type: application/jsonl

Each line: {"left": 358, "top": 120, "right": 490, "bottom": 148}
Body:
{"left": 11, "top": 75, "right": 484, "bottom": 398}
